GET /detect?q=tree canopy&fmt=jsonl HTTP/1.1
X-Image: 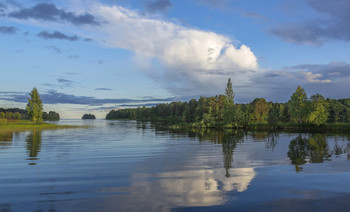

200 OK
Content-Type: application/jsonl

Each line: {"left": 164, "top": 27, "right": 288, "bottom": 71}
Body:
{"left": 43, "top": 111, "right": 60, "bottom": 121}
{"left": 106, "top": 83, "right": 350, "bottom": 128}
{"left": 26, "top": 87, "right": 43, "bottom": 123}
{"left": 82, "top": 114, "right": 96, "bottom": 119}
{"left": 225, "top": 78, "right": 234, "bottom": 104}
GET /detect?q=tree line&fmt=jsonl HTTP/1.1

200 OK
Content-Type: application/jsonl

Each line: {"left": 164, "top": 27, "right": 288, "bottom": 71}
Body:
{"left": 106, "top": 79, "right": 350, "bottom": 128}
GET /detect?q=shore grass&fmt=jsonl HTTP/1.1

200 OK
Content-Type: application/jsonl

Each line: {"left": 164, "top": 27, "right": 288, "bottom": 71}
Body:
{"left": 0, "top": 119, "right": 82, "bottom": 132}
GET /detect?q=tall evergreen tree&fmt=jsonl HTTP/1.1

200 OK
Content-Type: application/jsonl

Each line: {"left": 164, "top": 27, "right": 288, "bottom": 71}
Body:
{"left": 223, "top": 78, "right": 236, "bottom": 125}
{"left": 225, "top": 78, "right": 234, "bottom": 103}
{"left": 26, "top": 87, "right": 43, "bottom": 123}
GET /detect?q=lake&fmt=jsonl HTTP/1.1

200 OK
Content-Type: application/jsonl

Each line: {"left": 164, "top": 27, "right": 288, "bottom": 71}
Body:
{"left": 1, "top": 120, "right": 350, "bottom": 211}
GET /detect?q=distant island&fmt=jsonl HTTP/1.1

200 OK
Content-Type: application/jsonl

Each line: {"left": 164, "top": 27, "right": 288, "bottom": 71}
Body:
{"left": 106, "top": 79, "right": 350, "bottom": 131}
{"left": 82, "top": 114, "right": 96, "bottom": 119}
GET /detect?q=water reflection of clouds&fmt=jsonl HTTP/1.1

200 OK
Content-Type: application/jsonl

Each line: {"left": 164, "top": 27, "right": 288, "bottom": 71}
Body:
{"left": 99, "top": 168, "right": 255, "bottom": 210}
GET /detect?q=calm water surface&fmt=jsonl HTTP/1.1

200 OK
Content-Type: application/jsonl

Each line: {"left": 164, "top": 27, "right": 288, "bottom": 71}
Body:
{"left": 1, "top": 120, "right": 350, "bottom": 211}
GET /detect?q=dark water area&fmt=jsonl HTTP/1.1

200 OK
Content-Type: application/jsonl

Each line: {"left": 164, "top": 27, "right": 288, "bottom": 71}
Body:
{"left": 1, "top": 120, "right": 350, "bottom": 212}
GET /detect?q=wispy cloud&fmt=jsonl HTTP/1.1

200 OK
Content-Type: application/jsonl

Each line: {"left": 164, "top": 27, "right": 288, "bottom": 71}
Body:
{"left": 241, "top": 11, "right": 264, "bottom": 19}
{"left": 145, "top": 0, "right": 172, "bottom": 13}
{"left": 68, "top": 54, "right": 79, "bottom": 59}
{"left": 46, "top": 45, "right": 61, "bottom": 53}
{"left": 0, "top": 90, "right": 174, "bottom": 106}
{"left": 8, "top": 3, "right": 100, "bottom": 26}
{"left": 38, "top": 31, "right": 79, "bottom": 41}
{"left": 192, "top": 0, "right": 230, "bottom": 10}
{"left": 57, "top": 79, "right": 74, "bottom": 87}
{"left": 0, "top": 25, "right": 17, "bottom": 34}
{"left": 43, "top": 78, "right": 75, "bottom": 89}
{"left": 95, "top": 88, "right": 113, "bottom": 91}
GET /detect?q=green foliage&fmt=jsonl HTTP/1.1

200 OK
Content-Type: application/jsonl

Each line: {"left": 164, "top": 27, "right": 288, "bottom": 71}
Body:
{"left": 82, "top": 114, "right": 96, "bottom": 119}
{"left": 223, "top": 101, "right": 235, "bottom": 124}
{"left": 288, "top": 86, "right": 308, "bottom": 124}
{"left": 43, "top": 111, "right": 60, "bottom": 121}
{"left": 307, "top": 94, "right": 329, "bottom": 126}
{"left": 251, "top": 98, "right": 269, "bottom": 123}
{"left": 0, "top": 108, "right": 28, "bottom": 120}
{"left": 267, "top": 103, "right": 283, "bottom": 127}
{"left": 26, "top": 87, "right": 43, "bottom": 123}
{"left": 105, "top": 83, "right": 350, "bottom": 129}
{"left": 13, "top": 112, "right": 21, "bottom": 120}
{"left": 225, "top": 78, "right": 234, "bottom": 103}
{"left": 327, "top": 99, "right": 350, "bottom": 123}
{"left": 183, "top": 99, "right": 197, "bottom": 123}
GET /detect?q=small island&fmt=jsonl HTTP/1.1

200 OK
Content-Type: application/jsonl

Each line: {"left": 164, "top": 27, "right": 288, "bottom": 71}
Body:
{"left": 82, "top": 114, "right": 96, "bottom": 119}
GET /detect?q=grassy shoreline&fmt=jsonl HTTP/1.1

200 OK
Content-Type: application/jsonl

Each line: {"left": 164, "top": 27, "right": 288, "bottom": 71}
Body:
{"left": 0, "top": 120, "right": 82, "bottom": 132}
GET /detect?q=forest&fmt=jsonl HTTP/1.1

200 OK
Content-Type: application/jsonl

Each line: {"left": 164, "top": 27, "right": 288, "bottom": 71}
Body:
{"left": 106, "top": 79, "right": 350, "bottom": 129}
{"left": 0, "top": 108, "right": 60, "bottom": 121}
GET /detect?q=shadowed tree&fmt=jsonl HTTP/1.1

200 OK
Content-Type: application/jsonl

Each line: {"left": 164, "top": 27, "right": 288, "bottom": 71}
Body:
{"left": 26, "top": 87, "right": 43, "bottom": 123}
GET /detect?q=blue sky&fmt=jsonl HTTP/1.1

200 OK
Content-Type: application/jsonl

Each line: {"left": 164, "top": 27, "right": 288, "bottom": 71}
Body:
{"left": 0, "top": 0, "right": 349, "bottom": 118}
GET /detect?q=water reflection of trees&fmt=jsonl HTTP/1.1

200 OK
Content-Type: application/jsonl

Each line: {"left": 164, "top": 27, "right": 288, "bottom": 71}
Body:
{"left": 26, "top": 130, "right": 42, "bottom": 165}
{"left": 153, "top": 125, "right": 350, "bottom": 174}
{"left": 166, "top": 128, "right": 245, "bottom": 178}
{"left": 0, "top": 131, "right": 14, "bottom": 151}
{"left": 0, "top": 131, "right": 13, "bottom": 142}
{"left": 221, "top": 131, "right": 244, "bottom": 177}
{"left": 288, "top": 134, "right": 333, "bottom": 172}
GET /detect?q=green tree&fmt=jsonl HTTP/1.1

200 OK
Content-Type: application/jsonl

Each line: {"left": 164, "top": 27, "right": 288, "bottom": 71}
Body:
{"left": 225, "top": 78, "right": 234, "bottom": 103}
{"left": 288, "top": 86, "right": 308, "bottom": 124}
{"left": 307, "top": 94, "right": 329, "bottom": 126}
{"left": 251, "top": 98, "right": 269, "bottom": 123}
{"left": 223, "top": 102, "right": 235, "bottom": 125}
{"left": 183, "top": 99, "right": 197, "bottom": 123}
{"left": 223, "top": 78, "right": 236, "bottom": 126}
{"left": 43, "top": 111, "right": 60, "bottom": 121}
{"left": 26, "top": 88, "right": 43, "bottom": 123}
{"left": 267, "top": 103, "right": 284, "bottom": 127}
{"left": 5, "top": 112, "right": 13, "bottom": 119}
{"left": 13, "top": 112, "right": 21, "bottom": 120}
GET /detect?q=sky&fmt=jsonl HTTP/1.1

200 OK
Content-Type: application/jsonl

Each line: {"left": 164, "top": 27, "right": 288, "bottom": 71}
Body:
{"left": 0, "top": 0, "right": 349, "bottom": 119}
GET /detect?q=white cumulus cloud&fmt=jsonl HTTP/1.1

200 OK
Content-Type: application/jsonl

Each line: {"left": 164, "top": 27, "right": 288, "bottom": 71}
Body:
{"left": 2, "top": 0, "right": 259, "bottom": 98}
{"left": 86, "top": 3, "right": 258, "bottom": 96}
